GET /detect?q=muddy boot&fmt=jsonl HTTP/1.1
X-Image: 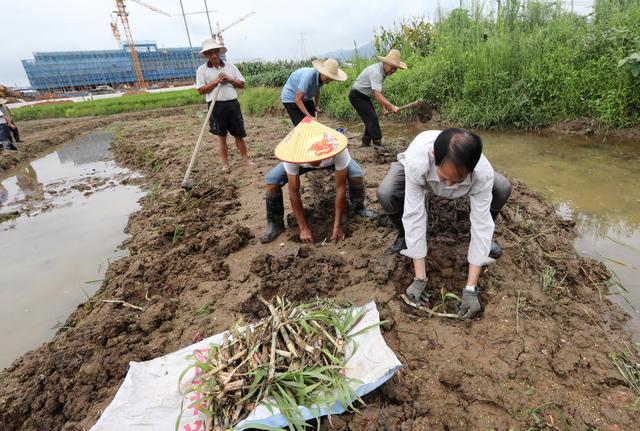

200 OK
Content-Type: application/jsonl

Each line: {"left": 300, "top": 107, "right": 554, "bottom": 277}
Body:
{"left": 489, "top": 242, "right": 503, "bottom": 259}
{"left": 489, "top": 209, "right": 503, "bottom": 259}
{"left": 372, "top": 139, "right": 385, "bottom": 152}
{"left": 260, "top": 189, "right": 285, "bottom": 244}
{"left": 361, "top": 135, "right": 372, "bottom": 147}
{"left": 1, "top": 140, "right": 17, "bottom": 151}
{"left": 349, "top": 181, "right": 376, "bottom": 219}
{"left": 384, "top": 214, "right": 406, "bottom": 255}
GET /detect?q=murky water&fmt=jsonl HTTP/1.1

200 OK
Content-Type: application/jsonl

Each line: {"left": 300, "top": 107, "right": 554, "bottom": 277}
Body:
{"left": 0, "top": 133, "right": 144, "bottom": 369}
{"left": 378, "top": 122, "right": 640, "bottom": 336}
{"left": 482, "top": 131, "right": 640, "bottom": 336}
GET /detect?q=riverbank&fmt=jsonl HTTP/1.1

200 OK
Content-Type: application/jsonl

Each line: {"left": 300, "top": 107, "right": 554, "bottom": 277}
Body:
{"left": 1, "top": 108, "right": 639, "bottom": 430}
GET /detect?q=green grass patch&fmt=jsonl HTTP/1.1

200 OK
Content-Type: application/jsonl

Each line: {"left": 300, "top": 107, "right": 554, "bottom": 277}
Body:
{"left": 12, "top": 89, "right": 203, "bottom": 121}
{"left": 238, "top": 87, "right": 284, "bottom": 116}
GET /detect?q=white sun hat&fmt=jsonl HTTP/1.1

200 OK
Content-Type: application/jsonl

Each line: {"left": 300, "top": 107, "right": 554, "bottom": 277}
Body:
{"left": 199, "top": 38, "right": 227, "bottom": 55}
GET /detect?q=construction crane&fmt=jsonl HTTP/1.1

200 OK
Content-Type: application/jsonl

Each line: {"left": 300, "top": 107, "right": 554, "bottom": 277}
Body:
{"left": 112, "top": 1, "right": 172, "bottom": 88}
{"left": 214, "top": 11, "right": 256, "bottom": 46}
{"left": 114, "top": 0, "right": 146, "bottom": 87}
{"left": 129, "top": 0, "right": 171, "bottom": 17}
{"left": 110, "top": 14, "right": 122, "bottom": 49}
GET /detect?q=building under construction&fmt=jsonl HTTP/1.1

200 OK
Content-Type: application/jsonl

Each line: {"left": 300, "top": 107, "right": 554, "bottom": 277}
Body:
{"left": 21, "top": 41, "right": 201, "bottom": 92}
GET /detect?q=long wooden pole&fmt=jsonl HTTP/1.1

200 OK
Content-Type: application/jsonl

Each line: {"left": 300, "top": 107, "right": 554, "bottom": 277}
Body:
{"left": 182, "top": 85, "right": 221, "bottom": 188}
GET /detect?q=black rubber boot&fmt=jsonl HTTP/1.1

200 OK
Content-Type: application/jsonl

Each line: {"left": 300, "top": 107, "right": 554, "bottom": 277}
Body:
{"left": 489, "top": 209, "right": 503, "bottom": 259}
{"left": 349, "top": 181, "right": 376, "bottom": 219}
{"left": 385, "top": 213, "right": 406, "bottom": 255}
{"left": 1, "top": 140, "right": 17, "bottom": 151}
{"left": 10, "top": 126, "right": 21, "bottom": 143}
{"left": 361, "top": 135, "right": 372, "bottom": 147}
{"left": 260, "top": 189, "right": 285, "bottom": 244}
{"left": 372, "top": 139, "right": 385, "bottom": 151}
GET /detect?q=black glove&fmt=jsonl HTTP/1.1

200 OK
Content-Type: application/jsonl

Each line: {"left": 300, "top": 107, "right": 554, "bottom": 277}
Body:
{"left": 458, "top": 287, "right": 482, "bottom": 319}
{"left": 406, "top": 278, "right": 429, "bottom": 306}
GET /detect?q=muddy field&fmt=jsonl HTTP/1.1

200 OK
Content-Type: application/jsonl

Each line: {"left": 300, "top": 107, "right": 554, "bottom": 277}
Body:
{"left": 1, "top": 106, "right": 639, "bottom": 430}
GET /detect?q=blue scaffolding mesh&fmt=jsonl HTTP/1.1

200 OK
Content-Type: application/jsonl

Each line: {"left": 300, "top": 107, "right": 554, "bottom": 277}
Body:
{"left": 22, "top": 42, "right": 203, "bottom": 91}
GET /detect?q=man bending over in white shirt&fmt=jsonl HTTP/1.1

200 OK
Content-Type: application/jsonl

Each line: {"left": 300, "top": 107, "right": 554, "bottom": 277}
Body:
{"left": 376, "top": 128, "right": 511, "bottom": 319}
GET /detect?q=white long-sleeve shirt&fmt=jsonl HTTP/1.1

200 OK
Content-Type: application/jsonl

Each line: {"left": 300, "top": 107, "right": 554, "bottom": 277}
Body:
{"left": 399, "top": 130, "right": 495, "bottom": 267}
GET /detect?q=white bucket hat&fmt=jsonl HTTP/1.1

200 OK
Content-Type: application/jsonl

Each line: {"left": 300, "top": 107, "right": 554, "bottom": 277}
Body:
{"left": 311, "top": 58, "right": 348, "bottom": 81}
{"left": 377, "top": 49, "right": 407, "bottom": 70}
{"left": 200, "top": 38, "right": 227, "bottom": 55}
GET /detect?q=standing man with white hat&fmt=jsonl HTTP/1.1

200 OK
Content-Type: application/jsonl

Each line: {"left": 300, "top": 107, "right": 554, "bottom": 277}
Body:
{"left": 196, "top": 38, "right": 253, "bottom": 171}
{"left": 349, "top": 49, "right": 407, "bottom": 151}
{"left": 281, "top": 58, "right": 347, "bottom": 126}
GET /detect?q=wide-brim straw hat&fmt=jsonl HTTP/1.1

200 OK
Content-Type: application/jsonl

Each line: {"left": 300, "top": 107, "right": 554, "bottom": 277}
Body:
{"left": 199, "top": 38, "right": 227, "bottom": 55}
{"left": 311, "top": 58, "right": 347, "bottom": 81}
{"left": 377, "top": 49, "right": 407, "bottom": 70}
{"left": 275, "top": 117, "right": 348, "bottom": 164}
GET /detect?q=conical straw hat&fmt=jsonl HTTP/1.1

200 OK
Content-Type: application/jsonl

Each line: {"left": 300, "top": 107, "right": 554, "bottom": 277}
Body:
{"left": 377, "top": 49, "right": 407, "bottom": 70}
{"left": 275, "top": 117, "right": 348, "bottom": 164}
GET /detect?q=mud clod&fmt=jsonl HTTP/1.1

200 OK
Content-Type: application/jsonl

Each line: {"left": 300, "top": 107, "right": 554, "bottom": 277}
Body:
{"left": 0, "top": 112, "right": 638, "bottom": 431}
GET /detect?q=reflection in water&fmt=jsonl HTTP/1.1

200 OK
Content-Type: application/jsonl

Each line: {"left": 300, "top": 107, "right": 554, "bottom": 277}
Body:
{"left": 0, "top": 183, "right": 7, "bottom": 205}
{"left": 0, "top": 132, "right": 143, "bottom": 370}
{"left": 15, "top": 164, "right": 43, "bottom": 197}
{"left": 56, "top": 133, "right": 112, "bottom": 165}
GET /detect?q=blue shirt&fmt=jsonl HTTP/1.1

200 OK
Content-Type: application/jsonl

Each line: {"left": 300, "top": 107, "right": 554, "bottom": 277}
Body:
{"left": 281, "top": 68, "right": 323, "bottom": 103}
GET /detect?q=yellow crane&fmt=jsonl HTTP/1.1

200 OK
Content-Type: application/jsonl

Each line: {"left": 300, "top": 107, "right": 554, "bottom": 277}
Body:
{"left": 111, "top": 0, "right": 171, "bottom": 88}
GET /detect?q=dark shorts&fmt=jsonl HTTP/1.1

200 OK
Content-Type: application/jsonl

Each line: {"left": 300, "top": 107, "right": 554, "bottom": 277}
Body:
{"left": 283, "top": 100, "right": 316, "bottom": 126}
{"left": 208, "top": 99, "right": 246, "bottom": 138}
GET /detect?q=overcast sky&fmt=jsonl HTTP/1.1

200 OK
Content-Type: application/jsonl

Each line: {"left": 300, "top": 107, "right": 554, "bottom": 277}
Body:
{"left": 4, "top": 0, "right": 467, "bottom": 87}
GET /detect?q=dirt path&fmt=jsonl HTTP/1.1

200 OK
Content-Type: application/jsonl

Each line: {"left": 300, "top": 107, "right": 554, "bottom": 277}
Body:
{"left": 1, "top": 108, "right": 638, "bottom": 430}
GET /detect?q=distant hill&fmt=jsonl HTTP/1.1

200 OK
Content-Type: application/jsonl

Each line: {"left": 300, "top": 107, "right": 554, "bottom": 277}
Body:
{"left": 320, "top": 41, "right": 376, "bottom": 61}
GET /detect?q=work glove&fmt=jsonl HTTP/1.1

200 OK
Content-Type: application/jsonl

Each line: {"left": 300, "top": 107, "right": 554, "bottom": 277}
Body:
{"left": 405, "top": 278, "right": 429, "bottom": 306}
{"left": 458, "top": 286, "right": 482, "bottom": 320}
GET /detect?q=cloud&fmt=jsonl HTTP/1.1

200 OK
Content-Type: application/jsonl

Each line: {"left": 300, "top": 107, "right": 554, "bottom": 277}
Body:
{"left": 5, "top": 0, "right": 458, "bottom": 87}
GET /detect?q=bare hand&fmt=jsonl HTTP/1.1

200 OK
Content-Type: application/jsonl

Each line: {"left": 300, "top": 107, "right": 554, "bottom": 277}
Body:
{"left": 218, "top": 73, "right": 230, "bottom": 82}
{"left": 331, "top": 226, "right": 345, "bottom": 243}
{"left": 315, "top": 106, "right": 322, "bottom": 113}
{"left": 391, "top": 105, "right": 400, "bottom": 113}
{"left": 299, "top": 226, "right": 313, "bottom": 243}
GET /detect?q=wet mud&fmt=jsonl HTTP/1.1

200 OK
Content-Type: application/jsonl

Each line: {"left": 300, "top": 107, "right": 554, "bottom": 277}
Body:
{"left": 0, "top": 107, "right": 638, "bottom": 430}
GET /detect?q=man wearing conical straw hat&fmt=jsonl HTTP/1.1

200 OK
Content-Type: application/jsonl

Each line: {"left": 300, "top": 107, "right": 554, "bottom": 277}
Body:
{"left": 349, "top": 49, "right": 407, "bottom": 151}
{"left": 260, "top": 118, "right": 375, "bottom": 244}
{"left": 281, "top": 58, "right": 348, "bottom": 125}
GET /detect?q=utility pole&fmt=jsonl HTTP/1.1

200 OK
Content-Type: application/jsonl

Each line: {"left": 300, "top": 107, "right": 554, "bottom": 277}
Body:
{"left": 204, "top": 0, "right": 214, "bottom": 38}
{"left": 178, "top": 0, "right": 198, "bottom": 72}
{"left": 299, "top": 33, "right": 307, "bottom": 61}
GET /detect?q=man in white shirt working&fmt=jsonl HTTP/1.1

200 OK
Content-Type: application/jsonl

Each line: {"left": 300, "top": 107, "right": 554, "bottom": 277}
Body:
{"left": 376, "top": 128, "right": 512, "bottom": 319}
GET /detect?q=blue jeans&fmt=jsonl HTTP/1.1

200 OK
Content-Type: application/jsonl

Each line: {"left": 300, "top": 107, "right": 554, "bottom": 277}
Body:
{"left": 265, "top": 160, "right": 364, "bottom": 186}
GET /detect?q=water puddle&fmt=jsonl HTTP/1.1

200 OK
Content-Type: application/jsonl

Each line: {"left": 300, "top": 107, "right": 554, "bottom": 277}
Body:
{"left": 377, "top": 121, "right": 640, "bottom": 336}
{"left": 0, "top": 133, "right": 144, "bottom": 369}
{"left": 481, "top": 131, "right": 640, "bottom": 336}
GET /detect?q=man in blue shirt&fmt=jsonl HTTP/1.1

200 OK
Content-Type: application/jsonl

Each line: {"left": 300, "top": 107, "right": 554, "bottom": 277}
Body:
{"left": 281, "top": 58, "right": 347, "bottom": 125}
